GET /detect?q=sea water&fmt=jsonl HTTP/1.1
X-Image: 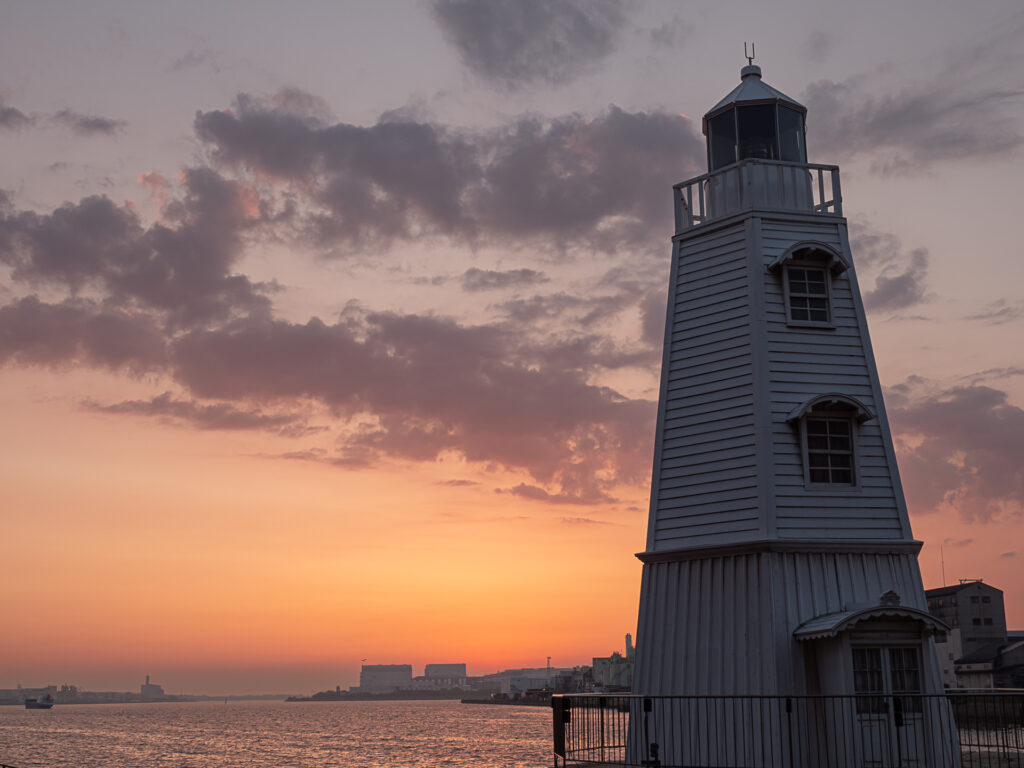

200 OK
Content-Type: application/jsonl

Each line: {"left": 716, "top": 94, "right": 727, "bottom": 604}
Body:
{"left": 0, "top": 699, "right": 551, "bottom": 767}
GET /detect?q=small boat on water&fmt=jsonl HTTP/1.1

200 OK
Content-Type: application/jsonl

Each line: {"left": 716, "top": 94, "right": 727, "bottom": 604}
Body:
{"left": 24, "top": 695, "right": 54, "bottom": 710}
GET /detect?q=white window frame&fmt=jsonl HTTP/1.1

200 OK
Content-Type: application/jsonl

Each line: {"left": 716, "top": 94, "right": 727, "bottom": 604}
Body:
{"left": 783, "top": 260, "right": 834, "bottom": 328}
{"left": 798, "top": 408, "right": 861, "bottom": 490}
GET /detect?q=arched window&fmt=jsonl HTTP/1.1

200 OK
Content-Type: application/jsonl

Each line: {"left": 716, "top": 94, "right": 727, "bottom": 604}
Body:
{"left": 787, "top": 394, "right": 873, "bottom": 488}
{"left": 769, "top": 242, "right": 849, "bottom": 328}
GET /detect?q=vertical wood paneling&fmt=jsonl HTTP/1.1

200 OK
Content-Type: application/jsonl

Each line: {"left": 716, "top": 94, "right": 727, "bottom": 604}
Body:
{"left": 651, "top": 221, "right": 761, "bottom": 551}
{"left": 634, "top": 551, "right": 936, "bottom": 697}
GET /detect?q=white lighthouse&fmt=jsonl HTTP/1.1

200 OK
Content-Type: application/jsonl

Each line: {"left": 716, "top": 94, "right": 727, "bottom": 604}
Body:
{"left": 630, "top": 61, "right": 952, "bottom": 766}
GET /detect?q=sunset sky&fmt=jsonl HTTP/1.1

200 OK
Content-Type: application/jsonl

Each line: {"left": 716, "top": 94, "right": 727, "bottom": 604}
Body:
{"left": 2, "top": 0, "right": 1023, "bottom": 696}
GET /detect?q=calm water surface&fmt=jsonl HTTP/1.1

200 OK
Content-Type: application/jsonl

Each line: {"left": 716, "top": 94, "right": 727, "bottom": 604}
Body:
{"left": 0, "top": 699, "right": 551, "bottom": 767}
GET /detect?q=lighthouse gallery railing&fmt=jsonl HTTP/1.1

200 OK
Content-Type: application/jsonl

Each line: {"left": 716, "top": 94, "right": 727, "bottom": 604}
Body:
{"left": 674, "top": 159, "right": 843, "bottom": 233}
{"left": 552, "top": 692, "right": 1024, "bottom": 768}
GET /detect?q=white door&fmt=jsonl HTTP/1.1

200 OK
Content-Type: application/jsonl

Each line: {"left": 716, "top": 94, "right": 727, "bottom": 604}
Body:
{"left": 852, "top": 646, "right": 925, "bottom": 768}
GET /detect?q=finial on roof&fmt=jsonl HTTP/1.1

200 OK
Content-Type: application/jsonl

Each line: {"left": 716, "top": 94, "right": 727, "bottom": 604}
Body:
{"left": 741, "top": 42, "right": 761, "bottom": 80}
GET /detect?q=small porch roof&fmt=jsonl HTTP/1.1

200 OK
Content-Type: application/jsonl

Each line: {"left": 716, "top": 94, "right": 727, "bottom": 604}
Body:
{"left": 794, "top": 605, "right": 950, "bottom": 641}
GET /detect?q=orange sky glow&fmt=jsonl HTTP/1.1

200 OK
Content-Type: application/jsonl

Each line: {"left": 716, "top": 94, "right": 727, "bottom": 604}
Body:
{"left": 2, "top": 2, "right": 1023, "bottom": 697}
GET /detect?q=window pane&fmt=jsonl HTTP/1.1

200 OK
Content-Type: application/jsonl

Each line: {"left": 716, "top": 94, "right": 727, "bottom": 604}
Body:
{"left": 778, "top": 106, "right": 806, "bottom": 162}
{"left": 787, "top": 267, "right": 830, "bottom": 323}
{"left": 709, "top": 111, "right": 737, "bottom": 170}
{"left": 737, "top": 104, "right": 778, "bottom": 160}
{"left": 829, "top": 435, "right": 851, "bottom": 451}
{"left": 853, "top": 648, "right": 886, "bottom": 714}
{"left": 806, "top": 418, "right": 855, "bottom": 485}
{"left": 828, "top": 421, "right": 850, "bottom": 436}
{"left": 831, "top": 457, "right": 852, "bottom": 472}
{"left": 802, "top": 278, "right": 827, "bottom": 296}
{"left": 889, "top": 647, "right": 922, "bottom": 711}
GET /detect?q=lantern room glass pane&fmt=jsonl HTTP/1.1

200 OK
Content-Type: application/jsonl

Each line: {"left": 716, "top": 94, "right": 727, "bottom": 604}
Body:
{"left": 708, "top": 110, "right": 737, "bottom": 170}
{"left": 737, "top": 104, "right": 778, "bottom": 161}
{"left": 779, "top": 106, "right": 806, "bottom": 162}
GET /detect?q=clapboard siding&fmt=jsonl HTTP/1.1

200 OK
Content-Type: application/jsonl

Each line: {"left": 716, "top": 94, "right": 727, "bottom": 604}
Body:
{"left": 756, "top": 218, "right": 905, "bottom": 539}
{"left": 650, "top": 220, "right": 758, "bottom": 550}
{"left": 646, "top": 213, "right": 912, "bottom": 551}
{"left": 664, "top": 382, "right": 751, "bottom": 408}
{"left": 663, "top": 362, "right": 753, "bottom": 391}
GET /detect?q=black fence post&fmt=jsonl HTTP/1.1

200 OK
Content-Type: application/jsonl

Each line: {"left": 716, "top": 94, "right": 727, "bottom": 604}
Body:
{"left": 552, "top": 695, "right": 568, "bottom": 763}
{"left": 786, "top": 697, "right": 795, "bottom": 768}
{"left": 892, "top": 696, "right": 904, "bottom": 768}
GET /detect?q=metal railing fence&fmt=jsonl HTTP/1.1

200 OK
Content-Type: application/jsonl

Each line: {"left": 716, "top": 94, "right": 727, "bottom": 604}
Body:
{"left": 552, "top": 692, "right": 1024, "bottom": 768}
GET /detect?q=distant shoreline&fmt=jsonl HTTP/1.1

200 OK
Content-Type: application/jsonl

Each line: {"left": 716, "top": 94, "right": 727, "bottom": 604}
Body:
{"left": 1, "top": 695, "right": 290, "bottom": 706}
{"left": 286, "top": 690, "right": 468, "bottom": 702}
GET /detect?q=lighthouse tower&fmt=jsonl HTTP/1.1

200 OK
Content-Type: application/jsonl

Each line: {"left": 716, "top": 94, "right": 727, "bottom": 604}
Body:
{"left": 631, "top": 61, "right": 950, "bottom": 764}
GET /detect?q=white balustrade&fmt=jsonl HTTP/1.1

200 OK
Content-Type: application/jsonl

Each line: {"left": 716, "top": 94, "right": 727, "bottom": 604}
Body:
{"left": 674, "top": 159, "right": 843, "bottom": 233}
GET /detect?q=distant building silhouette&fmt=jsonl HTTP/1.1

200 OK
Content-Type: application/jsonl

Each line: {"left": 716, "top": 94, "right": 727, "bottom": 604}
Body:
{"left": 356, "top": 664, "right": 412, "bottom": 693}
{"left": 926, "top": 580, "right": 1007, "bottom": 653}
{"left": 926, "top": 580, "right": 1023, "bottom": 688}
{"left": 140, "top": 675, "right": 164, "bottom": 699}
{"left": 592, "top": 633, "right": 634, "bottom": 690}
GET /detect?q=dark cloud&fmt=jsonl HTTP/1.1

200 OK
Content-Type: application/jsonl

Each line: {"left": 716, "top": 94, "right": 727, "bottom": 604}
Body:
{"left": 1001, "top": 551, "right": 1017, "bottom": 559}
{"left": 82, "top": 391, "right": 321, "bottom": 437}
{"left": 942, "top": 538, "right": 974, "bottom": 547}
{"left": 51, "top": 109, "right": 126, "bottom": 136}
{"left": 849, "top": 223, "right": 930, "bottom": 312}
{"left": 475, "top": 107, "right": 697, "bottom": 247}
{"left": 2, "top": 171, "right": 655, "bottom": 500}
{"left": 0, "top": 296, "right": 165, "bottom": 372}
{"left": 0, "top": 89, "right": 687, "bottom": 503}
{"left": 500, "top": 482, "right": 611, "bottom": 505}
{"left": 0, "top": 167, "right": 273, "bottom": 327}
{"left": 194, "top": 93, "right": 701, "bottom": 250}
{"left": 196, "top": 94, "right": 478, "bottom": 249}
{"left": 0, "top": 102, "right": 32, "bottom": 130}
{"left": 170, "top": 311, "right": 654, "bottom": 501}
{"left": 497, "top": 292, "right": 634, "bottom": 327}
{"left": 966, "top": 299, "right": 1024, "bottom": 325}
{"left": 889, "top": 380, "right": 1024, "bottom": 522}
{"left": 862, "top": 248, "right": 929, "bottom": 312}
{"left": 849, "top": 226, "right": 903, "bottom": 270}
{"left": 431, "top": 0, "right": 627, "bottom": 89}
{"left": 460, "top": 267, "right": 548, "bottom": 292}
{"left": 803, "top": 76, "right": 1024, "bottom": 172}
{"left": 958, "top": 367, "right": 1024, "bottom": 385}
{"left": 438, "top": 479, "right": 478, "bottom": 487}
